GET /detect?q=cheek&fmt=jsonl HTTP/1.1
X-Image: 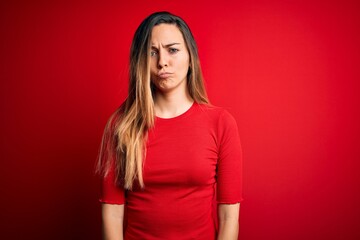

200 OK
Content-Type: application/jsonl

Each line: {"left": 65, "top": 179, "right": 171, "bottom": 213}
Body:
{"left": 150, "top": 60, "right": 157, "bottom": 71}
{"left": 150, "top": 62, "right": 158, "bottom": 79}
{"left": 177, "top": 55, "right": 190, "bottom": 72}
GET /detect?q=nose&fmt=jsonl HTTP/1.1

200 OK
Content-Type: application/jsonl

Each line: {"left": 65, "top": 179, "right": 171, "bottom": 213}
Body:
{"left": 157, "top": 50, "right": 168, "bottom": 69}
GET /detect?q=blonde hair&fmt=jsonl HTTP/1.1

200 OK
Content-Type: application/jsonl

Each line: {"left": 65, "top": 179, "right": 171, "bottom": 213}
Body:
{"left": 97, "top": 11, "right": 209, "bottom": 189}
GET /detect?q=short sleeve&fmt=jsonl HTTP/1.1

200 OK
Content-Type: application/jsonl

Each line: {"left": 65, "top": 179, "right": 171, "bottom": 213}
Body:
{"left": 216, "top": 110, "right": 243, "bottom": 203}
{"left": 99, "top": 163, "right": 126, "bottom": 205}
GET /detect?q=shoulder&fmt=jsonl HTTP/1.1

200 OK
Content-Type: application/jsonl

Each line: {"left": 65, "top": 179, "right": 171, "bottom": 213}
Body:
{"left": 196, "top": 103, "right": 239, "bottom": 139}
{"left": 196, "top": 102, "right": 237, "bottom": 124}
{"left": 195, "top": 103, "right": 241, "bottom": 151}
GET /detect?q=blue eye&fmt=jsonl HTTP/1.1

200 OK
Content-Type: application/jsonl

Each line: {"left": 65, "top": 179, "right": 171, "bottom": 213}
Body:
{"left": 169, "top": 48, "right": 179, "bottom": 54}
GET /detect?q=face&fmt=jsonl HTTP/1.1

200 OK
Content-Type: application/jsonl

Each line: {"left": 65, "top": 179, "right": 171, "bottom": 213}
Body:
{"left": 149, "top": 24, "right": 190, "bottom": 94}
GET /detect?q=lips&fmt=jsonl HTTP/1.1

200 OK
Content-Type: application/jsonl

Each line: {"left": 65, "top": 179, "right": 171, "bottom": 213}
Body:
{"left": 157, "top": 72, "right": 173, "bottom": 78}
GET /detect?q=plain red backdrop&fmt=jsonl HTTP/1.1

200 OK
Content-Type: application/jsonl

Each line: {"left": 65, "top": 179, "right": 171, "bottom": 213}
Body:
{"left": 1, "top": 0, "right": 359, "bottom": 239}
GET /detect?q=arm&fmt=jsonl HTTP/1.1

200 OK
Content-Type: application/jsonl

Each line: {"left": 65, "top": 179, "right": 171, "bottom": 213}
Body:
{"left": 102, "top": 203, "right": 124, "bottom": 240}
{"left": 217, "top": 203, "right": 240, "bottom": 240}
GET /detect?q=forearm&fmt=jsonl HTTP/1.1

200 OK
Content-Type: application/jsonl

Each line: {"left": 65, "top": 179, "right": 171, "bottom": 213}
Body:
{"left": 102, "top": 203, "right": 124, "bottom": 240}
{"left": 217, "top": 203, "right": 240, "bottom": 240}
{"left": 217, "top": 218, "right": 239, "bottom": 240}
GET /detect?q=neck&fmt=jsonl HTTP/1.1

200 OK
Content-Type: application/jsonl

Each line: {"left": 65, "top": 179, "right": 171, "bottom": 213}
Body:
{"left": 153, "top": 89, "right": 194, "bottom": 118}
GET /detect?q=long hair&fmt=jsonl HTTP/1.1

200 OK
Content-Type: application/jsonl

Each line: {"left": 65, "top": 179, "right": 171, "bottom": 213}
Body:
{"left": 96, "top": 11, "right": 209, "bottom": 189}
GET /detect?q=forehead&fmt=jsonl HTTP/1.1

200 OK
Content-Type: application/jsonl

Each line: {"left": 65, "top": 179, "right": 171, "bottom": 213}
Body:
{"left": 150, "top": 24, "right": 185, "bottom": 45}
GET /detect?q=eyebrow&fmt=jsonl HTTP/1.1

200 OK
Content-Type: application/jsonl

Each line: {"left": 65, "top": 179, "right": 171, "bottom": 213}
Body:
{"left": 151, "top": 43, "right": 181, "bottom": 48}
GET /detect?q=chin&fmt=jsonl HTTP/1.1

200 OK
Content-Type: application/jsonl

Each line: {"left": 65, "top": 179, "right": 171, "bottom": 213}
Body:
{"left": 157, "top": 79, "right": 175, "bottom": 88}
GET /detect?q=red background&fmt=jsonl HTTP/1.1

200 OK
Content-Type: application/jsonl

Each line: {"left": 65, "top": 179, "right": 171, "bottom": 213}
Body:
{"left": 1, "top": 0, "right": 359, "bottom": 239}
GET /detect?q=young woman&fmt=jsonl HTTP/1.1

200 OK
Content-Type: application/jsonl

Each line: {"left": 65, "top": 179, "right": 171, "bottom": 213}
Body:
{"left": 97, "top": 11, "right": 243, "bottom": 240}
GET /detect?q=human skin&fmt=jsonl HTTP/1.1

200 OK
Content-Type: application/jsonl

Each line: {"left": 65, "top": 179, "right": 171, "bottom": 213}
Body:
{"left": 149, "top": 23, "right": 194, "bottom": 118}
{"left": 102, "top": 23, "right": 240, "bottom": 240}
{"left": 150, "top": 23, "right": 190, "bottom": 93}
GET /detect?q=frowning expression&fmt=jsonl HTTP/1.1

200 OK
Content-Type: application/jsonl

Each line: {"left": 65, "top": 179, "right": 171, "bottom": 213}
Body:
{"left": 150, "top": 24, "right": 190, "bottom": 94}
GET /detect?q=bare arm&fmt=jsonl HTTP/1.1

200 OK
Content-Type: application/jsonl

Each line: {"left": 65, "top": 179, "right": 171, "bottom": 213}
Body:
{"left": 217, "top": 203, "right": 240, "bottom": 240}
{"left": 102, "top": 203, "right": 124, "bottom": 240}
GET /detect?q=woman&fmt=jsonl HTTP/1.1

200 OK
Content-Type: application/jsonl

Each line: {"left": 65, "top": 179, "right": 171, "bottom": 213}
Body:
{"left": 97, "top": 11, "right": 243, "bottom": 240}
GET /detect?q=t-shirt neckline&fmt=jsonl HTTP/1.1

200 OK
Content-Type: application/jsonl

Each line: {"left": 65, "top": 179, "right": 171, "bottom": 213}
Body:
{"left": 155, "top": 101, "right": 197, "bottom": 122}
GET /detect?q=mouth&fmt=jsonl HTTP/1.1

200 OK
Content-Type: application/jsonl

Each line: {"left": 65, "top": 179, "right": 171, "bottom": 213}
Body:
{"left": 157, "top": 72, "right": 173, "bottom": 79}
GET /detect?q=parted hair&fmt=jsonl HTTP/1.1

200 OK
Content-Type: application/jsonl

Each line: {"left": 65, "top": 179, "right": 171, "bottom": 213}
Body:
{"left": 96, "top": 11, "right": 209, "bottom": 189}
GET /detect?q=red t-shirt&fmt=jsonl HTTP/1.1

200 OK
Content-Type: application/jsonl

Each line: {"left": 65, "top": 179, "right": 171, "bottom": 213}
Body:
{"left": 100, "top": 102, "right": 243, "bottom": 239}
